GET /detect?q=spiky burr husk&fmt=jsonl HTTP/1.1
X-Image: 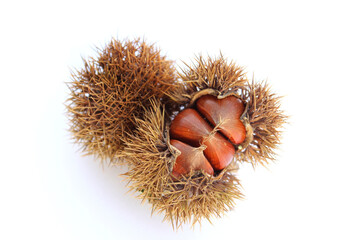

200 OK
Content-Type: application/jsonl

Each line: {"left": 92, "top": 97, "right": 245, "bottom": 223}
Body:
{"left": 168, "top": 55, "right": 248, "bottom": 107}
{"left": 119, "top": 55, "right": 286, "bottom": 229}
{"left": 119, "top": 100, "right": 243, "bottom": 229}
{"left": 67, "top": 46, "right": 286, "bottom": 229}
{"left": 167, "top": 55, "right": 287, "bottom": 166}
{"left": 239, "top": 81, "right": 287, "bottom": 166}
{"left": 66, "top": 39, "right": 176, "bottom": 162}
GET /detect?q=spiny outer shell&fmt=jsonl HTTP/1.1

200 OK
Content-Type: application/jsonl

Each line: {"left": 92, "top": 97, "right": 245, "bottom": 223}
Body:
{"left": 167, "top": 55, "right": 287, "bottom": 166}
{"left": 239, "top": 81, "right": 287, "bottom": 166}
{"left": 66, "top": 38, "right": 177, "bottom": 163}
{"left": 167, "top": 55, "right": 248, "bottom": 107}
{"left": 118, "top": 100, "right": 243, "bottom": 229}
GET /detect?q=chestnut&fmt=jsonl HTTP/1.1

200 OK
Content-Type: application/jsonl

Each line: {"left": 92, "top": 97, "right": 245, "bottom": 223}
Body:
{"left": 170, "top": 139, "right": 214, "bottom": 178}
{"left": 196, "top": 95, "right": 246, "bottom": 145}
{"left": 202, "top": 133, "right": 235, "bottom": 171}
{"left": 170, "top": 108, "right": 212, "bottom": 147}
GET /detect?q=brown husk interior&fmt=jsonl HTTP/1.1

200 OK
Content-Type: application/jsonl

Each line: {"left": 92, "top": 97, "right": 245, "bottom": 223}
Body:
{"left": 119, "top": 100, "right": 243, "bottom": 229}
{"left": 66, "top": 38, "right": 177, "bottom": 163}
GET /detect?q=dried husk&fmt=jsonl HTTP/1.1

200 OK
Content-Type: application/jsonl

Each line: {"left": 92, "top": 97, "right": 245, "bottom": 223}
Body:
{"left": 120, "top": 55, "right": 286, "bottom": 229}
{"left": 67, "top": 48, "right": 287, "bottom": 229}
{"left": 167, "top": 55, "right": 248, "bottom": 109}
{"left": 238, "top": 81, "right": 287, "bottom": 166}
{"left": 119, "top": 100, "right": 243, "bottom": 229}
{"left": 167, "top": 55, "right": 287, "bottom": 166}
{"left": 66, "top": 38, "right": 177, "bottom": 163}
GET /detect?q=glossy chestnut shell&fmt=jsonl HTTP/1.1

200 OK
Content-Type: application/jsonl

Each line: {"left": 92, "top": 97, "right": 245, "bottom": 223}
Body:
{"left": 196, "top": 95, "right": 246, "bottom": 144}
{"left": 170, "top": 94, "right": 246, "bottom": 177}
{"left": 170, "top": 139, "right": 214, "bottom": 178}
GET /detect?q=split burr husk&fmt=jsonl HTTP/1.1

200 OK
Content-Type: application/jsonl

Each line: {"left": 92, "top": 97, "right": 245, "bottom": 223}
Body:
{"left": 119, "top": 100, "right": 243, "bottom": 229}
{"left": 66, "top": 39, "right": 177, "bottom": 163}
{"left": 119, "top": 55, "right": 287, "bottom": 228}
{"left": 167, "top": 55, "right": 287, "bottom": 166}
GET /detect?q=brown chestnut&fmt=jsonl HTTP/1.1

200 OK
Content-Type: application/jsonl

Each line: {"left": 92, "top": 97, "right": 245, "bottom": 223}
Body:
{"left": 170, "top": 108, "right": 213, "bottom": 147}
{"left": 202, "top": 133, "right": 235, "bottom": 171}
{"left": 170, "top": 139, "right": 214, "bottom": 178}
{"left": 196, "top": 95, "right": 246, "bottom": 145}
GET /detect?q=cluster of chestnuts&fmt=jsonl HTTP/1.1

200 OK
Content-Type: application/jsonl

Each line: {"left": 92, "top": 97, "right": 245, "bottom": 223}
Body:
{"left": 170, "top": 95, "right": 246, "bottom": 177}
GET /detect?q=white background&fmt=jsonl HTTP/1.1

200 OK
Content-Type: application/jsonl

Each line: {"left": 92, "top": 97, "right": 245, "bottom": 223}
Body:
{"left": 1, "top": 0, "right": 359, "bottom": 239}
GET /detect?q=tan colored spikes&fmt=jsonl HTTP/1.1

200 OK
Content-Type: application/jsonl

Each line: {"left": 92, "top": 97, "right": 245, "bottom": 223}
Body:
{"left": 118, "top": 100, "right": 243, "bottom": 229}
{"left": 238, "top": 81, "right": 287, "bottom": 166}
{"left": 66, "top": 39, "right": 177, "bottom": 163}
{"left": 67, "top": 45, "right": 287, "bottom": 230}
{"left": 166, "top": 55, "right": 287, "bottom": 166}
{"left": 168, "top": 55, "right": 248, "bottom": 105}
